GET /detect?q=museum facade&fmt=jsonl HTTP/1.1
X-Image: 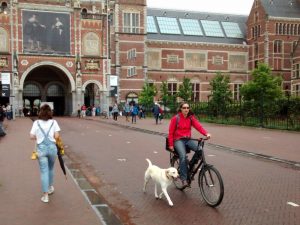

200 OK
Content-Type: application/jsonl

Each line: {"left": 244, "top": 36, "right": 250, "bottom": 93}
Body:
{"left": 0, "top": 0, "right": 299, "bottom": 115}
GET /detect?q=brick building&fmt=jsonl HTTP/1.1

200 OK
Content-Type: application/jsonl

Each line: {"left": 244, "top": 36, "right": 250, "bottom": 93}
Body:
{"left": 0, "top": 0, "right": 299, "bottom": 116}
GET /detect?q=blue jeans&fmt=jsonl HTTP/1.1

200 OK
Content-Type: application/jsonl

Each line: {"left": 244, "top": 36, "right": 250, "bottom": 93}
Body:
{"left": 174, "top": 139, "right": 201, "bottom": 181}
{"left": 37, "top": 142, "right": 57, "bottom": 193}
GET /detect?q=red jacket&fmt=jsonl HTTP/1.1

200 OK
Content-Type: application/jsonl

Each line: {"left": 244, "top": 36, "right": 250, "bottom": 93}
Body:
{"left": 168, "top": 113, "right": 207, "bottom": 148}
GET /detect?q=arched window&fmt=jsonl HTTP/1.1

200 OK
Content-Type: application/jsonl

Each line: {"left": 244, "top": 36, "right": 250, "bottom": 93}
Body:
{"left": 0, "top": 27, "right": 8, "bottom": 52}
{"left": 23, "top": 84, "right": 41, "bottom": 97}
{"left": 47, "top": 84, "right": 64, "bottom": 96}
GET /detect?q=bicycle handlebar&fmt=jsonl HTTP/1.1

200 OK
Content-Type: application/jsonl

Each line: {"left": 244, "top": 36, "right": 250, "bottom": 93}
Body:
{"left": 181, "top": 137, "right": 210, "bottom": 142}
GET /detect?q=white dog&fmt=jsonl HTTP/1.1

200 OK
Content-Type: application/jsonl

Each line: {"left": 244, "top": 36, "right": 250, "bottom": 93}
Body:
{"left": 143, "top": 158, "right": 179, "bottom": 206}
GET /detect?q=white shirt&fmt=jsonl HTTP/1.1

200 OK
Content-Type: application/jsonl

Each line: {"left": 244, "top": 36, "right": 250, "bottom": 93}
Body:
{"left": 30, "top": 119, "right": 61, "bottom": 144}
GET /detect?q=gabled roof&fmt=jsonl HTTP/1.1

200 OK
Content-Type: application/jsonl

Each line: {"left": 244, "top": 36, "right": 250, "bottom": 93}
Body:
{"left": 147, "top": 8, "right": 247, "bottom": 45}
{"left": 260, "top": 0, "right": 300, "bottom": 18}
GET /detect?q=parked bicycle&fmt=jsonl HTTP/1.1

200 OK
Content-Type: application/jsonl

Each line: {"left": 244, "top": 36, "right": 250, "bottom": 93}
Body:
{"left": 168, "top": 137, "right": 224, "bottom": 207}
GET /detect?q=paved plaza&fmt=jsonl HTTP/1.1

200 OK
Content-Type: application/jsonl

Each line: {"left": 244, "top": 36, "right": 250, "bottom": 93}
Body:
{"left": 0, "top": 116, "right": 299, "bottom": 225}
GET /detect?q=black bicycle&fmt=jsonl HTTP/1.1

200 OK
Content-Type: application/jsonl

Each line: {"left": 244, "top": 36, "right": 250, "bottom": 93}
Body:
{"left": 168, "top": 137, "right": 224, "bottom": 207}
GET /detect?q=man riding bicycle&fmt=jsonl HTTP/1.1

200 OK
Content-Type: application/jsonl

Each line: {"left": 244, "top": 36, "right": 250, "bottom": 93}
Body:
{"left": 168, "top": 102, "right": 211, "bottom": 188}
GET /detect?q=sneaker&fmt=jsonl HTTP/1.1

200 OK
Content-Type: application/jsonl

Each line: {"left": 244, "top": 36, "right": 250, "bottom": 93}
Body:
{"left": 181, "top": 180, "right": 189, "bottom": 188}
{"left": 48, "top": 186, "right": 54, "bottom": 195}
{"left": 41, "top": 195, "right": 49, "bottom": 203}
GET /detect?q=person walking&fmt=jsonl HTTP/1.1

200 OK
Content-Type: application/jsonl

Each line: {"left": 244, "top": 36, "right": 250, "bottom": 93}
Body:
{"left": 168, "top": 102, "right": 211, "bottom": 188}
{"left": 130, "top": 103, "right": 138, "bottom": 124}
{"left": 30, "top": 104, "right": 61, "bottom": 203}
{"left": 152, "top": 102, "right": 160, "bottom": 124}
{"left": 123, "top": 102, "right": 130, "bottom": 122}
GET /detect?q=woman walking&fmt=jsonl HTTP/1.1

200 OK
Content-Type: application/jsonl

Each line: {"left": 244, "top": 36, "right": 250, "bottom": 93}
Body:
{"left": 30, "top": 104, "right": 61, "bottom": 203}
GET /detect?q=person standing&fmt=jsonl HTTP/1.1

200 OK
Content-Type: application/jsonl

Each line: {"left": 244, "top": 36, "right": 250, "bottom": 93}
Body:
{"left": 77, "top": 104, "right": 81, "bottom": 118}
{"left": 168, "top": 102, "right": 211, "bottom": 188}
{"left": 30, "top": 104, "right": 61, "bottom": 203}
{"left": 81, "top": 104, "right": 86, "bottom": 118}
{"left": 112, "top": 102, "right": 119, "bottom": 121}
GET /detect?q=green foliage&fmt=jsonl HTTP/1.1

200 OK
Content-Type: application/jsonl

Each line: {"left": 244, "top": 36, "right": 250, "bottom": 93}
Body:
{"left": 209, "top": 72, "right": 232, "bottom": 116}
{"left": 177, "top": 77, "right": 192, "bottom": 102}
{"left": 159, "top": 82, "right": 178, "bottom": 112}
{"left": 240, "top": 63, "right": 283, "bottom": 118}
{"left": 240, "top": 63, "right": 283, "bottom": 102}
{"left": 138, "top": 83, "right": 156, "bottom": 109}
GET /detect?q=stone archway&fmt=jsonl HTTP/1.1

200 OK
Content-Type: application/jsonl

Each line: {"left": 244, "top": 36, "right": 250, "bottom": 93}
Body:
{"left": 19, "top": 61, "right": 76, "bottom": 115}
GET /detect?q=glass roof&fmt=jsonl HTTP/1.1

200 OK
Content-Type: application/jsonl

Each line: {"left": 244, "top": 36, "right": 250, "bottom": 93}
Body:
{"left": 179, "top": 18, "right": 203, "bottom": 36}
{"left": 221, "top": 22, "right": 243, "bottom": 38}
{"left": 147, "top": 16, "right": 158, "bottom": 33}
{"left": 156, "top": 17, "right": 181, "bottom": 34}
{"left": 200, "top": 20, "right": 224, "bottom": 37}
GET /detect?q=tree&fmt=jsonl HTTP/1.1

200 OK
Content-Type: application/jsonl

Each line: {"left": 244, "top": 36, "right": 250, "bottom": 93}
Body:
{"left": 159, "top": 81, "right": 177, "bottom": 113}
{"left": 240, "top": 63, "right": 283, "bottom": 102}
{"left": 177, "top": 77, "right": 192, "bottom": 102}
{"left": 138, "top": 83, "right": 156, "bottom": 109}
{"left": 209, "top": 72, "right": 232, "bottom": 116}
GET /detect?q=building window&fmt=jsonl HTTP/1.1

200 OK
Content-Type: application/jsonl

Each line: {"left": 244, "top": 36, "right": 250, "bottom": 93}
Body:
{"left": 191, "top": 83, "right": 200, "bottom": 102}
{"left": 123, "top": 12, "right": 140, "bottom": 33}
{"left": 127, "top": 48, "right": 136, "bottom": 60}
{"left": 254, "top": 43, "right": 258, "bottom": 56}
{"left": 274, "top": 40, "right": 282, "bottom": 53}
{"left": 279, "top": 23, "right": 282, "bottom": 34}
{"left": 293, "top": 84, "right": 300, "bottom": 96}
{"left": 127, "top": 66, "right": 136, "bottom": 77}
{"left": 233, "top": 83, "right": 242, "bottom": 101}
{"left": 294, "top": 64, "right": 300, "bottom": 79}
{"left": 192, "top": 83, "right": 200, "bottom": 102}
{"left": 167, "top": 82, "right": 177, "bottom": 96}
{"left": 254, "top": 11, "right": 259, "bottom": 23}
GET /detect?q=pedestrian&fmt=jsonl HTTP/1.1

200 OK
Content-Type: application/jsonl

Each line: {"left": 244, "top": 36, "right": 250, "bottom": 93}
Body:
{"left": 0, "top": 106, "right": 6, "bottom": 137}
{"left": 152, "top": 102, "right": 160, "bottom": 124}
{"left": 112, "top": 102, "right": 119, "bottom": 121}
{"left": 123, "top": 102, "right": 130, "bottom": 122}
{"left": 130, "top": 103, "right": 138, "bottom": 124}
{"left": 29, "top": 104, "right": 61, "bottom": 203}
{"left": 109, "top": 105, "right": 113, "bottom": 119}
{"left": 81, "top": 104, "right": 86, "bottom": 118}
{"left": 6, "top": 104, "right": 12, "bottom": 120}
{"left": 77, "top": 104, "right": 81, "bottom": 118}
{"left": 159, "top": 106, "right": 164, "bottom": 123}
{"left": 168, "top": 102, "right": 211, "bottom": 188}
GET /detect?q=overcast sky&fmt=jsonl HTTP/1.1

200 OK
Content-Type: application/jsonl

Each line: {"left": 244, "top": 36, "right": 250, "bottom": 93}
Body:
{"left": 147, "top": 0, "right": 254, "bottom": 15}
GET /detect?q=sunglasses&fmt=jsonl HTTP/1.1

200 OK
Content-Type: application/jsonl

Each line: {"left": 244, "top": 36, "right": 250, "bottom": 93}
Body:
{"left": 181, "top": 107, "right": 190, "bottom": 109}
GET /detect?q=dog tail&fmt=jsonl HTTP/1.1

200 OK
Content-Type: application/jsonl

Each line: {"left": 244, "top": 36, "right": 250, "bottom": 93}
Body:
{"left": 146, "top": 158, "right": 152, "bottom": 167}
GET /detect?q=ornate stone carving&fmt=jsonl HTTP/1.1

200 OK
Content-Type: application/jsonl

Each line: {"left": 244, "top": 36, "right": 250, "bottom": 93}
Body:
{"left": 85, "top": 59, "right": 99, "bottom": 70}
{"left": 0, "top": 57, "right": 8, "bottom": 67}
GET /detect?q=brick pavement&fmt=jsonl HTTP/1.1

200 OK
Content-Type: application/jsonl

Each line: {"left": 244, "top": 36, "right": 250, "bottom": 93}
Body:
{"left": 87, "top": 115, "right": 300, "bottom": 164}
{"left": 0, "top": 118, "right": 103, "bottom": 225}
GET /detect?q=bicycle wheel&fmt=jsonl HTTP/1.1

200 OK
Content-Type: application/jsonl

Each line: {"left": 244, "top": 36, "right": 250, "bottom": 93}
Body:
{"left": 198, "top": 165, "right": 224, "bottom": 207}
{"left": 170, "top": 155, "right": 186, "bottom": 190}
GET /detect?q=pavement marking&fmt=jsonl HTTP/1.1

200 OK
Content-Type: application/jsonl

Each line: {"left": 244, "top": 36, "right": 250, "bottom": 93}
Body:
{"left": 153, "top": 151, "right": 158, "bottom": 154}
{"left": 207, "top": 154, "right": 215, "bottom": 157}
{"left": 287, "top": 202, "right": 299, "bottom": 207}
{"left": 126, "top": 141, "right": 131, "bottom": 144}
{"left": 117, "top": 158, "right": 127, "bottom": 162}
{"left": 108, "top": 134, "right": 112, "bottom": 136}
